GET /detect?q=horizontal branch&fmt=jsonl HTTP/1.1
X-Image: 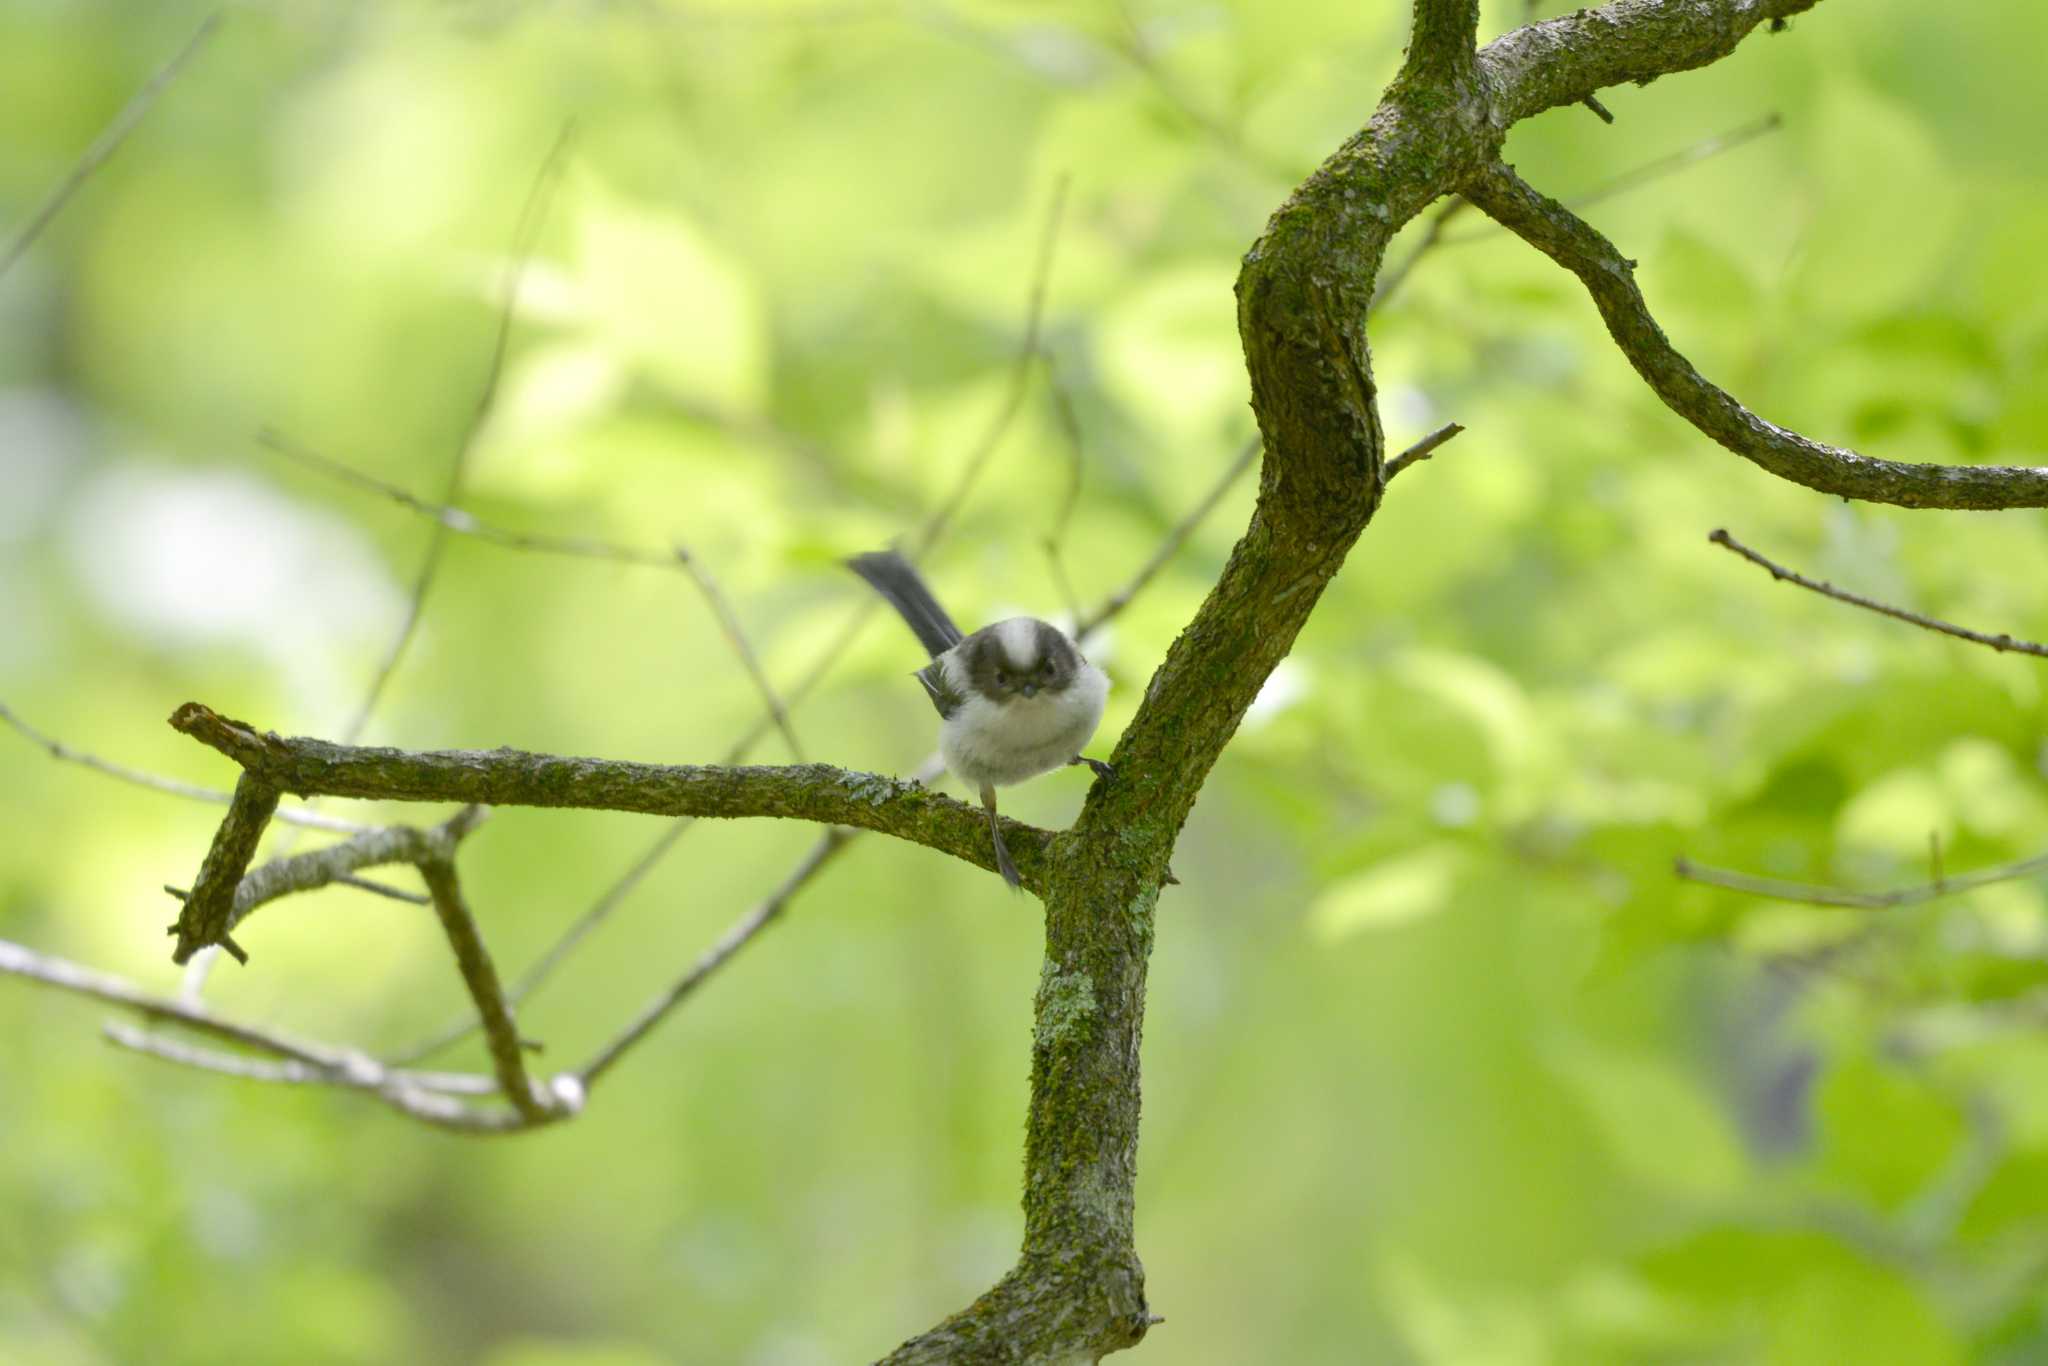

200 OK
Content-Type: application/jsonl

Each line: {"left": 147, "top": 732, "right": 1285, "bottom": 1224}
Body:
{"left": 1676, "top": 849, "right": 2048, "bottom": 910}
{"left": 216, "top": 805, "right": 485, "bottom": 938}
{"left": 168, "top": 702, "right": 1049, "bottom": 899}
{"left": 0, "top": 936, "right": 490, "bottom": 1105}
{"left": 1480, "top": 0, "right": 1819, "bottom": 128}
{"left": 103, "top": 1020, "right": 572, "bottom": 1134}
{"left": 1464, "top": 161, "right": 2048, "bottom": 510}
{"left": 1709, "top": 529, "right": 2048, "bottom": 657}
{"left": 101, "top": 1022, "right": 495, "bottom": 1096}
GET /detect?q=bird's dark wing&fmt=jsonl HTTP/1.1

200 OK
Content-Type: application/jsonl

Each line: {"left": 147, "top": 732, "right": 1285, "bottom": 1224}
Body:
{"left": 915, "top": 661, "right": 963, "bottom": 719}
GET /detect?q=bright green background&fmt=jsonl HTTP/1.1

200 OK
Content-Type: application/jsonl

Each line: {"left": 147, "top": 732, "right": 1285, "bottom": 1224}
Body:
{"left": 4, "top": 2, "right": 2048, "bottom": 1362}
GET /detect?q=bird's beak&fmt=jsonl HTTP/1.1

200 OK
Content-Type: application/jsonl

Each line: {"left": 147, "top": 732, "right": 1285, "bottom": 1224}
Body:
{"left": 1020, "top": 682, "right": 1039, "bottom": 698}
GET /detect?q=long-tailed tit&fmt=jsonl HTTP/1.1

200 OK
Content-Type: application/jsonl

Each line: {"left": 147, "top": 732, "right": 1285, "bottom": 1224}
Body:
{"left": 846, "top": 549, "right": 1111, "bottom": 888}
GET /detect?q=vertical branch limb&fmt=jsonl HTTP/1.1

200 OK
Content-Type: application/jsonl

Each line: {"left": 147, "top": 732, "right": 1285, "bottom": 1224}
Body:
{"left": 1404, "top": 0, "right": 1481, "bottom": 81}
{"left": 169, "top": 772, "right": 279, "bottom": 965}
{"left": 417, "top": 854, "right": 551, "bottom": 1121}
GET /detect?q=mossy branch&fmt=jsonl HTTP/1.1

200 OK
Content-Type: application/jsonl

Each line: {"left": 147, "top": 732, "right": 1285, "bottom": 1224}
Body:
{"left": 1461, "top": 161, "right": 2048, "bottom": 509}
{"left": 1479, "top": 0, "right": 1822, "bottom": 127}
{"left": 166, "top": 704, "right": 1052, "bottom": 946}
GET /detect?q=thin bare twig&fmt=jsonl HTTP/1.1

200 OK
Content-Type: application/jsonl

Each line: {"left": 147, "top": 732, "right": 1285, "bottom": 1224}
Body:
{"left": 333, "top": 875, "right": 430, "bottom": 905}
{"left": 226, "top": 805, "right": 487, "bottom": 941}
{"left": 1371, "top": 197, "right": 1470, "bottom": 315}
{"left": 2, "top": 937, "right": 388, "bottom": 1073}
{"left": 1104, "top": 3, "right": 1295, "bottom": 180}
{"left": 340, "top": 120, "right": 578, "bottom": 746}
{"left": 258, "top": 430, "right": 678, "bottom": 569}
{"left": 386, "top": 818, "right": 691, "bottom": 1065}
{"left": 1709, "top": 529, "right": 2048, "bottom": 658}
{"left": 389, "top": 180, "right": 1079, "bottom": 1062}
{"left": 1, "top": 700, "right": 374, "bottom": 833}
{"left": 1440, "top": 114, "right": 1786, "bottom": 248}
{"left": 1674, "top": 850, "right": 2048, "bottom": 910}
{"left": 1568, "top": 111, "right": 1783, "bottom": 215}
{"left": 674, "top": 546, "right": 805, "bottom": 761}
{"left": 101, "top": 1023, "right": 495, "bottom": 1096}
{"left": 0, "top": 12, "right": 223, "bottom": 279}
{"left": 1070, "top": 434, "right": 1261, "bottom": 641}
{"left": 164, "top": 874, "right": 425, "bottom": 909}
{"left": 912, "top": 174, "right": 1070, "bottom": 555}
{"left": 1040, "top": 354, "right": 1088, "bottom": 621}
{"left": 578, "top": 826, "right": 854, "bottom": 1087}
{"left": 1374, "top": 116, "right": 1784, "bottom": 315}
{"left": 5, "top": 927, "right": 574, "bottom": 1133}
{"left": 102, "top": 1021, "right": 569, "bottom": 1134}
{"left": 183, "top": 125, "right": 580, "bottom": 996}
{"left": 1382, "top": 422, "right": 1467, "bottom": 484}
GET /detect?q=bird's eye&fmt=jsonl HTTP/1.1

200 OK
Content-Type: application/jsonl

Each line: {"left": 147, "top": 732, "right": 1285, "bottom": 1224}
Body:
{"left": 1039, "top": 662, "right": 1054, "bottom": 677}
{"left": 994, "top": 670, "right": 1010, "bottom": 687}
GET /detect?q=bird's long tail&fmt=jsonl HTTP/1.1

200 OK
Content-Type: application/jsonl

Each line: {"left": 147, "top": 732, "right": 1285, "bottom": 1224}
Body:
{"left": 845, "top": 550, "right": 965, "bottom": 659}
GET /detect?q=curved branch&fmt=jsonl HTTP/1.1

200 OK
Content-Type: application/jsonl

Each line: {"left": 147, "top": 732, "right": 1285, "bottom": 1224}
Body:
{"left": 1463, "top": 161, "right": 2048, "bottom": 509}
{"left": 167, "top": 702, "right": 1049, "bottom": 898}
{"left": 1480, "top": 0, "right": 1820, "bottom": 128}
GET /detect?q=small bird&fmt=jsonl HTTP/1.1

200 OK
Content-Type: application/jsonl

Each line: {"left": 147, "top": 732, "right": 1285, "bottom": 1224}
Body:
{"left": 846, "top": 549, "right": 1111, "bottom": 888}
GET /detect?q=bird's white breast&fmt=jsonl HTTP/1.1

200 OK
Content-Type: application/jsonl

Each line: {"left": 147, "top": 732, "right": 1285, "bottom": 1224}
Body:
{"left": 937, "top": 653, "right": 1108, "bottom": 789}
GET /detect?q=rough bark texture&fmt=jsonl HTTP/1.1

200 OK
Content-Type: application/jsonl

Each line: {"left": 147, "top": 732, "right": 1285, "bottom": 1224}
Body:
{"left": 168, "top": 702, "right": 1053, "bottom": 900}
{"left": 171, "top": 770, "right": 279, "bottom": 963}
{"left": 158, "top": 1, "right": 2048, "bottom": 1358}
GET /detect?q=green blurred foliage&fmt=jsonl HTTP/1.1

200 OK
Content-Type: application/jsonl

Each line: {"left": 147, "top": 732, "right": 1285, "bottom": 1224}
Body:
{"left": 3, "top": 1, "right": 2047, "bottom": 1362}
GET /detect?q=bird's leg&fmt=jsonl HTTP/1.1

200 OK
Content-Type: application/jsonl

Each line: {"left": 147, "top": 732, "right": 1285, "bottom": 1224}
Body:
{"left": 980, "top": 782, "right": 1022, "bottom": 890}
{"left": 1069, "top": 755, "right": 1115, "bottom": 781}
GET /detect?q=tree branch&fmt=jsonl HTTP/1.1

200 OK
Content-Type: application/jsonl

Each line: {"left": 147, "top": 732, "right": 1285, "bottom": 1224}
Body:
{"left": 1382, "top": 422, "right": 1468, "bottom": 483}
{"left": 166, "top": 702, "right": 1050, "bottom": 926}
{"left": 673, "top": 545, "right": 806, "bottom": 760}
{"left": 0, "top": 11, "right": 223, "bottom": 279}
{"left": 1708, "top": 529, "right": 2048, "bottom": 657}
{"left": 418, "top": 854, "right": 556, "bottom": 1120}
{"left": 577, "top": 826, "right": 853, "bottom": 1087}
{"left": 1463, "top": 160, "right": 2048, "bottom": 509}
{"left": 338, "top": 121, "right": 576, "bottom": 747}
{"left": 0, "top": 699, "right": 374, "bottom": 833}
{"left": 1675, "top": 850, "right": 2048, "bottom": 910}
{"left": 398, "top": 422, "right": 1260, "bottom": 1069}
{"left": 170, "top": 772, "right": 278, "bottom": 965}
{"left": 1404, "top": 0, "right": 1481, "bottom": 82}
{"left": 1480, "top": 0, "right": 1819, "bottom": 128}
